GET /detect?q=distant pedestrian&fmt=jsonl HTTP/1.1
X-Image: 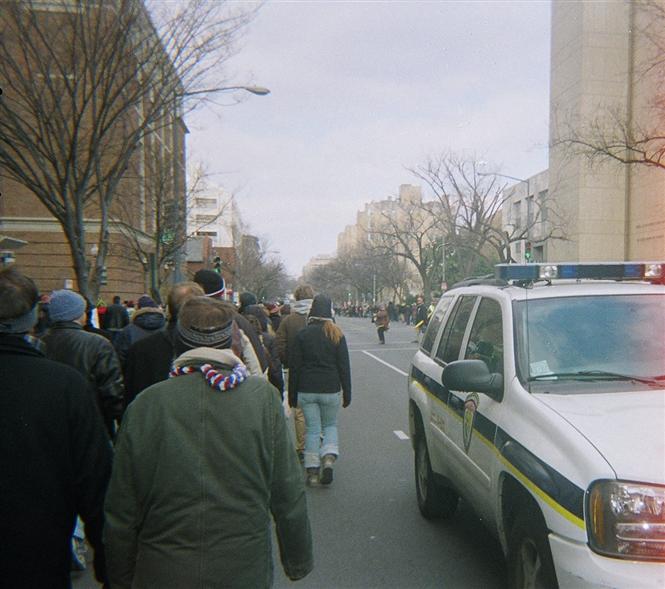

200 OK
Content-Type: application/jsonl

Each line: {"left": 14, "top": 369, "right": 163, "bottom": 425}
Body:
{"left": 123, "top": 281, "right": 204, "bottom": 406}
{"left": 114, "top": 295, "right": 166, "bottom": 366}
{"left": 43, "top": 289, "right": 124, "bottom": 438}
{"left": 238, "top": 291, "right": 258, "bottom": 315}
{"left": 276, "top": 284, "right": 315, "bottom": 462}
{"left": 414, "top": 295, "right": 428, "bottom": 343}
{"left": 265, "top": 302, "right": 282, "bottom": 332}
{"left": 105, "top": 296, "right": 313, "bottom": 588}
{"left": 193, "top": 270, "right": 270, "bottom": 373}
{"left": 375, "top": 304, "right": 390, "bottom": 344}
{"left": 103, "top": 295, "right": 130, "bottom": 345}
{"left": 0, "top": 267, "right": 112, "bottom": 589}
{"left": 289, "top": 294, "right": 352, "bottom": 486}
{"left": 242, "top": 304, "right": 285, "bottom": 397}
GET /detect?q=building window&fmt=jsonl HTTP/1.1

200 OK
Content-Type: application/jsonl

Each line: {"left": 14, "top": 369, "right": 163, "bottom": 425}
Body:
{"left": 538, "top": 190, "right": 548, "bottom": 222}
{"left": 195, "top": 198, "right": 217, "bottom": 208}
{"left": 195, "top": 214, "right": 217, "bottom": 224}
{"left": 196, "top": 231, "right": 218, "bottom": 237}
{"left": 527, "top": 196, "right": 534, "bottom": 227}
{"left": 512, "top": 201, "right": 522, "bottom": 229}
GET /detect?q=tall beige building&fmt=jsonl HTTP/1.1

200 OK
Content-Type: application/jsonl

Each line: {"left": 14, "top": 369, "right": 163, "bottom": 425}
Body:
{"left": 548, "top": 0, "right": 665, "bottom": 262}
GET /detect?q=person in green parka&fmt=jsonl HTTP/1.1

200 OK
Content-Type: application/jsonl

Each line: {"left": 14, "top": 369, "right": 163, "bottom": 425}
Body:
{"left": 104, "top": 296, "right": 313, "bottom": 589}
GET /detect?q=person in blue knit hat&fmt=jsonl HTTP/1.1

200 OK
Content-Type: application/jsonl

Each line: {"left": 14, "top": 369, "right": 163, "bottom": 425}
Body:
{"left": 43, "top": 289, "right": 124, "bottom": 438}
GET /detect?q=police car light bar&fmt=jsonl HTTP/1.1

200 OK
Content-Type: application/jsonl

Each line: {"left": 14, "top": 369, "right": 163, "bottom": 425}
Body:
{"left": 495, "top": 262, "right": 665, "bottom": 283}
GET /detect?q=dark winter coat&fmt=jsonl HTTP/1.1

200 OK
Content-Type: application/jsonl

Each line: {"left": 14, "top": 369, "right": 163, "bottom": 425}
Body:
{"left": 0, "top": 334, "right": 113, "bottom": 588}
{"left": 123, "top": 324, "right": 176, "bottom": 407}
{"left": 105, "top": 348, "right": 313, "bottom": 589}
{"left": 103, "top": 303, "right": 130, "bottom": 330}
{"left": 42, "top": 321, "right": 125, "bottom": 434}
{"left": 114, "top": 307, "right": 166, "bottom": 365}
{"left": 288, "top": 321, "right": 352, "bottom": 407}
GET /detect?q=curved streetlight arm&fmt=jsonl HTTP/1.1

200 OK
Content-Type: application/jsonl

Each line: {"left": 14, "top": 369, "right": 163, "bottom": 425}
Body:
{"left": 179, "top": 85, "right": 270, "bottom": 98}
{"left": 478, "top": 171, "right": 529, "bottom": 189}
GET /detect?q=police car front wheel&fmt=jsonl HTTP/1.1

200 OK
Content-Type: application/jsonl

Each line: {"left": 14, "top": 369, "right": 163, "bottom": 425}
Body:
{"left": 507, "top": 503, "right": 558, "bottom": 589}
{"left": 414, "top": 432, "right": 458, "bottom": 519}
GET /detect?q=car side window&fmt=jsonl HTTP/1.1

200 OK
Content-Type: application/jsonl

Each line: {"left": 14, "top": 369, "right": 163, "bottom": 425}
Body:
{"left": 421, "top": 297, "right": 453, "bottom": 354}
{"left": 435, "top": 296, "right": 477, "bottom": 364}
{"left": 464, "top": 298, "right": 503, "bottom": 374}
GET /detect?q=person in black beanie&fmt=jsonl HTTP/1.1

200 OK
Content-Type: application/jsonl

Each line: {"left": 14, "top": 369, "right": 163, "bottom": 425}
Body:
{"left": 288, "top": 294, "right": 352, "bottom": 486}
{"left": 193, "top": 271, "right": 270, "bottom": 374}
{"left": 238, "top": 291, "right": 258, "bottom": 315}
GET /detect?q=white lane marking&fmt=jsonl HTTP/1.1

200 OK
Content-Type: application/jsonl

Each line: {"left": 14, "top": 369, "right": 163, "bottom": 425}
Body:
{"left": 362, "top": 350, "right": 408, "bottom": 377}
{"left": 394, "top": 430, "right": 410, "bottom": 440}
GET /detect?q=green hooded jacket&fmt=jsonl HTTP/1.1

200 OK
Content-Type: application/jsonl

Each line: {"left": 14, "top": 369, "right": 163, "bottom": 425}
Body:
{"left": 104, "top": 348, "right": 313, "bottom": 588}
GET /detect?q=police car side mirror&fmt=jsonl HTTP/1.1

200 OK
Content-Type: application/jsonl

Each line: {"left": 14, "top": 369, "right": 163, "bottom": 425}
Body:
{"left": 442, "top": 360, "right": 504, "bottom": 402}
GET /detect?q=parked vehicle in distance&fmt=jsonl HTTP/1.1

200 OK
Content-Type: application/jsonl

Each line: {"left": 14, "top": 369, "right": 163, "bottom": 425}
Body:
{"left": 408, "top": 262, "right": 665, "bottom": 589}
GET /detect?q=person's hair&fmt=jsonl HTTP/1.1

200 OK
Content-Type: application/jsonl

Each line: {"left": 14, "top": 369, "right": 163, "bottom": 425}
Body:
{"left": 167, "top": 281, "right": 205, "bottom": 321}
{"left": 0, "top": 267, "right": 39, "bottom": 321}
{"left": 112, "top": 295, "right": 121, "bottom": 304}
{"left": 322, "top": 321, "right": 343, "bottom": 345}
{"left": 178, "top": 296, "right": 235, "bottom": 331}
{"left": 294, "top": 284, "right": 314, "bottom": 301}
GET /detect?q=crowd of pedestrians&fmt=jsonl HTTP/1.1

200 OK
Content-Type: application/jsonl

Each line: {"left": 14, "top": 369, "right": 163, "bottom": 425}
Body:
{"left": 0, "top": 263, "right": 437, "bottom": 588}
{"left": 0, "top": 266, "right": 360, "bottom": 589}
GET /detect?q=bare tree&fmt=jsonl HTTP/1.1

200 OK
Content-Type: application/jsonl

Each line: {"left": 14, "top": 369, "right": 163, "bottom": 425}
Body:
{"left": 111, "top": 159, "right": 230, "bottom": 301}
{"left": 410, "top": 153, "right": 565, "bottom": 279}
{"left": 229, "top": 228, "right": 290, "bottom": 302}
{"left": 0, "top": 0, "right": 255, "bottom": 301}
{"left": 552, "top": 1, "right": 665, "bottom": 171}
{"left": 359, "top": 196, "right": 444, "bottom": 301}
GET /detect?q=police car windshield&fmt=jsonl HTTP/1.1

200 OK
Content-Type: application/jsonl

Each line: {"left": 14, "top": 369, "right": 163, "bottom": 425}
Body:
{"left": 514, "top": 294, "right": 665, "bottom": 388}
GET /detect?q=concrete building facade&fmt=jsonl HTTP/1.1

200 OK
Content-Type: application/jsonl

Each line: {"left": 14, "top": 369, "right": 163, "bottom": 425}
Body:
{"left": 548, "top": 0, "right": 665, "bottom": 262}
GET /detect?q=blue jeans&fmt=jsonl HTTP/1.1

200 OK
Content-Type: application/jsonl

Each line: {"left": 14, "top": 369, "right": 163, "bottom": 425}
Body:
{"left": 298, "top": 392, "right": 341, "bottom": 469}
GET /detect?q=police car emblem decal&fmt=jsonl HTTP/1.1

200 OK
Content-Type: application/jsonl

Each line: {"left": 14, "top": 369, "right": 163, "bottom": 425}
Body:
{"left": 463, "top": 393, "right": 479, "bottom": 453}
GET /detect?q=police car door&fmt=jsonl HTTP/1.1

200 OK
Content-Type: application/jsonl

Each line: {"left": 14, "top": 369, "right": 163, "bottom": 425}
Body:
{"left": 450, "top": 296, "right": 505, "bottom": 521}
{"left": 429, "top": 295, "right": 478, "bottom": 492}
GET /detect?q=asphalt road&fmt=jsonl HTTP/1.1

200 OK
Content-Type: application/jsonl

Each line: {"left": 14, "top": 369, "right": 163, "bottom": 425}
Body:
{"left": 74, "top": 316, "right": 506, "bottom": 588}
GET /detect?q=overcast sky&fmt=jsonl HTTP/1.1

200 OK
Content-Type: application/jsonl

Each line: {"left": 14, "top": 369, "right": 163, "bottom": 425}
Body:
{"left": 188, "top": 1, "right": 552, "bottom": 277}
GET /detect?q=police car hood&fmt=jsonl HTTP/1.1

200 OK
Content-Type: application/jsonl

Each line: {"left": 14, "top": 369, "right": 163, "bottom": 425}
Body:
{"left": 537, "top": 391, "right": 665, "bottom": 483}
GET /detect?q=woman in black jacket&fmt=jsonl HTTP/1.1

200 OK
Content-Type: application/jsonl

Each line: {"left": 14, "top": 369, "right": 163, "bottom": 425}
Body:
{"left": 288, "top": 294, "right": 351, "bottom": 486}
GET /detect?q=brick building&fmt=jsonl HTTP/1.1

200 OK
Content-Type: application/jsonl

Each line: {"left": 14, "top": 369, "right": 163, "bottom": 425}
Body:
{"left": 0, "top": 0, "right": 187, "bottom": 301}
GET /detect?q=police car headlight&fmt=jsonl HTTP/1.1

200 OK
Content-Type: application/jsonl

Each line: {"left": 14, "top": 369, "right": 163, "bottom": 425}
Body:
{"left": 587, "top": 480, "right": 665, "bottom": 561}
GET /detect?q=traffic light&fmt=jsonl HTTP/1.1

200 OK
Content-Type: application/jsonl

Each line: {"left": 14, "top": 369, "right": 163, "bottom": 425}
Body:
{"left": 99, "top": 266, "right": 108, "bottom": 285}
{"left": 213, "top": 256, "right": 222, "bottom": 274}
{"left": 524, "top": 241, "right": 533, "bottom": 262}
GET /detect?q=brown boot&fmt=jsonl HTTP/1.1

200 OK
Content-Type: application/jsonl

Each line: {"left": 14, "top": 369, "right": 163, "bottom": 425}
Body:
{"left": 320, "top": 454, "right": 336, "bottom": 485}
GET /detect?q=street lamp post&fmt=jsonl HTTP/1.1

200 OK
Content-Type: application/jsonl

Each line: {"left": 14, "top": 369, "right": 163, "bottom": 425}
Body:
{"left": 171, "top": 84, "right": 270, "bottom": 284}
{"left": 478, "top": 171, "right": 531, "bottom": 263}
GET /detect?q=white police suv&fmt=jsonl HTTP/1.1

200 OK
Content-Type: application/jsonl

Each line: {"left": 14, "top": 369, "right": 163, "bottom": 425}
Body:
{"left": 408, "top": 262, "right": 665, "bottom": 589}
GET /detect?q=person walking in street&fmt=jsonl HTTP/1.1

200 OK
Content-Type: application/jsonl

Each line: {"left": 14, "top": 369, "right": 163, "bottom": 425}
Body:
{"left": 413, "top": 295, "right": 428, "bottom": 343}
{"left": 375, "top": 303, "right": 390, "bottom": 345}
{"left": 103, "top": 295, "right": 130, "bottom": 345}
{"left": 122, "top": 281, "right": 204, "bottom": 406}
{"left": 42, "top": 289, "right": 125, "bottom": 439}
{"left": 193, "top": 270, "right": 270, "bottom": 374}
{"left": 114, "top": 295, "right": 166, "bottom": 366}
{"left": 276, "top": 284, "right": 315, "bottom": 462}
{"left": 104, "top": 296, "right": 313, "bottom": 588}
{"left": 288, "top": 294, "right": 352, "bottom": 486}
{"left": 0, "top": 267, "right": 112, "bottom": 589}
{"left": 242, "top": 304, "right": 285, "bottom": 398}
